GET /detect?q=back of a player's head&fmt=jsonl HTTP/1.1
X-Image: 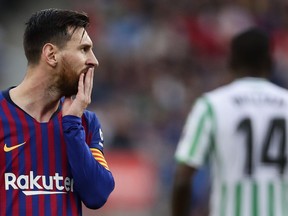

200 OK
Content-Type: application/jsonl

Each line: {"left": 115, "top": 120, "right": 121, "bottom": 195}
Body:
{"left": 23, "top": 8, "right": 89, "bottom": 65}
{"left": 228, "top": 27, "right": 272, "bottom": 77}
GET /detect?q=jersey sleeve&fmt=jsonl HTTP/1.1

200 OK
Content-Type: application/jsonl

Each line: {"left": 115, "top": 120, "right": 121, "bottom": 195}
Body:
{"left": 62, "top": 114, "right": 115, "bottom": 209}
{"left": 82, "top": 111, "right": 110, "bottom": 170}
{"left": 175, "top": 96, "right": 215, "bottom": 168}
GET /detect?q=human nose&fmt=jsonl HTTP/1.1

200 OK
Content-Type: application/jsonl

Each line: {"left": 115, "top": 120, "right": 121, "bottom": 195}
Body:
{"left": 88, "top": 51, "right": 99, "bottom": 68}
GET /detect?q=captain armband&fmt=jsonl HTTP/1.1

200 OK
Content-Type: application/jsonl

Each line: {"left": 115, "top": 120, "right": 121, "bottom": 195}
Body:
{"left": 90, "top": 148, "right": 110, "bottom": 170}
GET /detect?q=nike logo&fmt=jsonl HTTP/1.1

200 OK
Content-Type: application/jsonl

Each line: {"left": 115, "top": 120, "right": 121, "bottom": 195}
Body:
{"left": 4, "top": 142, "right": 26, "bottom": 152}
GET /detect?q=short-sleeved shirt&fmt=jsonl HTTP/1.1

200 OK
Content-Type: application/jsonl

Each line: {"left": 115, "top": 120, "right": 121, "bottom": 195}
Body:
{"left": 175, "top": 77, "right": 288, "bottom": 216}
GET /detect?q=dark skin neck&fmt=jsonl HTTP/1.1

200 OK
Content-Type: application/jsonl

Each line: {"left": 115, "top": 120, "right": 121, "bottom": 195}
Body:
{"left": 231, "top": 68, "right": 270, "bottom": 79}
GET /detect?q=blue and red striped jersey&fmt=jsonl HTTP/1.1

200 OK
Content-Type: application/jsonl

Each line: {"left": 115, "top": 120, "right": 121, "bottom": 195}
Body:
{"left": 0, "top": 89, "right": 114, "bottom": 216}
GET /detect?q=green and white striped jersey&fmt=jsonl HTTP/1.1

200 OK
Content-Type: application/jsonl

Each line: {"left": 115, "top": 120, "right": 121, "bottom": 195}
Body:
{"left": 175, "top": 77, "right": 288, "bottom": 216}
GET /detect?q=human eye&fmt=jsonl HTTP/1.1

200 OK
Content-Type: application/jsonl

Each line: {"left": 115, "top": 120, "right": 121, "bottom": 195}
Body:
{"left": 81, "top": 46, "right": 88, "bottom": 52}
{"left": 80, "top": 45, "right": 91, "bottom": 53}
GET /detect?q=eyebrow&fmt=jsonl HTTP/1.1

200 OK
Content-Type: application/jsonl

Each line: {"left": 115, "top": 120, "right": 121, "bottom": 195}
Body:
{"left": 80, "top": 43, "right": 93, "bottom": 50}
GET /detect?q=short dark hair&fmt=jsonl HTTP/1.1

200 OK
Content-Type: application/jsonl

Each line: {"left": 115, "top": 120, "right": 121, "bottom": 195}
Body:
{"left": 23, "top": 8, "right": 89, "bottom": 64}
{"left": 228, "top": 27, "right": 273, "bottom": 76}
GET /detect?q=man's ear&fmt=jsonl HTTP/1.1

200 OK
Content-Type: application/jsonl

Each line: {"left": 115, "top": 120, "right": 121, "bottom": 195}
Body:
{"left": 42, "top": 43, "right": 58, "bottom": 67}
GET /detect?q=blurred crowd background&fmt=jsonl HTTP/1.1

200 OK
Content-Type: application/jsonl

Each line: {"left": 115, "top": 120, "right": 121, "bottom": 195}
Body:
{"left": 1, "top": 0, "right": 288, "bottom": 215}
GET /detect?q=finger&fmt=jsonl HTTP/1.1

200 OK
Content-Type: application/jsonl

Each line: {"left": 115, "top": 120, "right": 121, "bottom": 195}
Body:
{"left": 88, "top": 68, "right": 94, "bottom": 96}
{"left": 78, "top": 73, "right": 85, "bottom": 94}
{"left": 85, "top": 68, "right": 94, "bottom": 97}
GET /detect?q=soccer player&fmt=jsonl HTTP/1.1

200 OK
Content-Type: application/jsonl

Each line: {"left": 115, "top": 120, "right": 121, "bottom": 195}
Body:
{"left": 0, "top": 9, "right": 115, "bottom": 215}
{"left": 172, "top": 27, "right": 288, "bottom": 216}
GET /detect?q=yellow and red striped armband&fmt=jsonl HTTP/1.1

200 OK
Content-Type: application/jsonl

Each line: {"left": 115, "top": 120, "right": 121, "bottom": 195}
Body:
{"left": 90, "top": 148, "right": 110, "bottom": 170}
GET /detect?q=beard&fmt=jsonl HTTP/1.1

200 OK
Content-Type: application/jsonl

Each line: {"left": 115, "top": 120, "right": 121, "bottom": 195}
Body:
{"left": 57, "top": 57, "right": 81, "bottom": 97}
{"left": 59, "top": 72, "right": 79, "bottom": 97}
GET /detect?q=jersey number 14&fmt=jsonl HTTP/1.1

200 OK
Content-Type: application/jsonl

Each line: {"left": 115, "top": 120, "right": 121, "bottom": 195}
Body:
{"left": 237, "top": 118, "right": 287, "bottom": 176}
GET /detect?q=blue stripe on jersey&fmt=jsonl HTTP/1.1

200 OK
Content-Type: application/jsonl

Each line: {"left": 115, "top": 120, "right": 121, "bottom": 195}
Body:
{"left": 0, "top": 101, "right": 12, "bottom": 215}
{"left": 27, "top": 119, "right": 40, "bottom": 216}
{"left": 52, "top": 117, "right": 63, "bottom": 216}
{"left": 41, "top": 124, "right": 51, "bottom": 216}
{"left": 8, "top": 103, "right": 26, "bottom": 215}
{"left": 17, "top": 108, "right": 33, "bottom": 216}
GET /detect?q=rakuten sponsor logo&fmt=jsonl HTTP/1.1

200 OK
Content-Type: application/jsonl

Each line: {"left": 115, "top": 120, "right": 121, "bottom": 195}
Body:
{"left": 5, "top": 171, "right": 74, "bottom": 195}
